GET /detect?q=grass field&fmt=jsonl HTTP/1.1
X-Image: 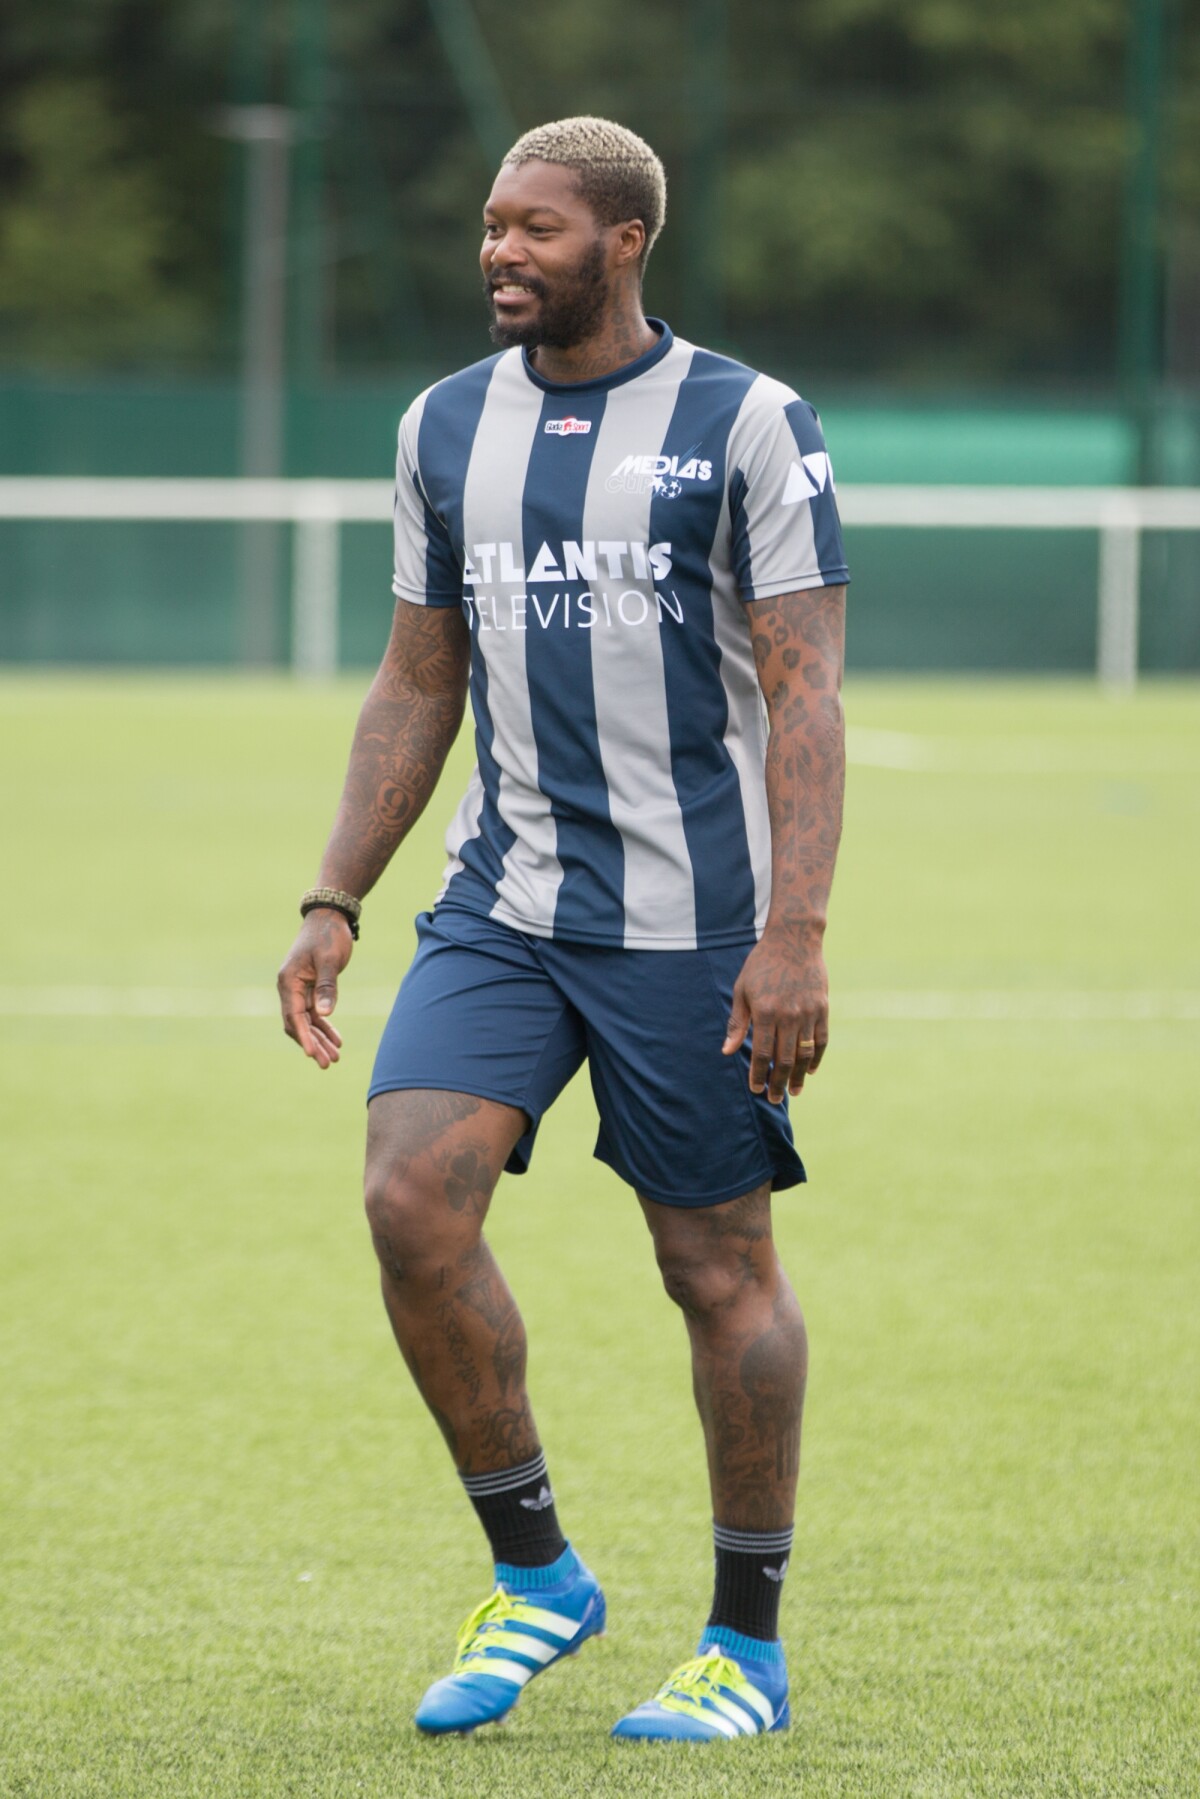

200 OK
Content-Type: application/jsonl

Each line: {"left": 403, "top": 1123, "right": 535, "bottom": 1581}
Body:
{"left": 1, "top": 673, "right": 1197, "bottom": 1798}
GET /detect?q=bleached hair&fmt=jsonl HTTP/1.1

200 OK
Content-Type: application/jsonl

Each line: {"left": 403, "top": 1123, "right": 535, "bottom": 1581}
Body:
{"left": 501, "top": 116, "right": 667, "bottom": 269}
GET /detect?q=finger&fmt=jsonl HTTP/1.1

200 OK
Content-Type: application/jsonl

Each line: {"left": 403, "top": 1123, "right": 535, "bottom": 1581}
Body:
{"left": 798, "top": 1013, "right": 828, "bottom": 1082}
{"left": 310, "top": 1012, "right": 344, "bottom": 1050}
{"left": 313, "top": 964, "right": 340, "bottom": 1017}
{"left": 768, "top": 1026, "right": 798, "bottom": 1105}
{"left": 722, "top": 985, "right": 751, "bottom": 1056}
{"left": 300, "top": 995, "right": 338, "bottom": 1069}
{"left": 279, "top": 970, "right": 339, "bottom": 1066}
{"left": 295, "top": 1008, "right": 328, "bottom": 1063}
{"left": 788, "top": 1027, "right": 818, "bottom": 1096}
{"left": 748, "top": 1014, "right": 776, "bottom": 1094}
{"left": 303, "top": 1026, "right": 337, "bottom": 1068}
{"left": 278, "top": 970, "right": 317, "bottom": 1054}
{"left": 810, "top": 1013, "right": 830, "bottom": 1074}
{"left": 308, "top": 1014, "right": 343, "bottom": 1064}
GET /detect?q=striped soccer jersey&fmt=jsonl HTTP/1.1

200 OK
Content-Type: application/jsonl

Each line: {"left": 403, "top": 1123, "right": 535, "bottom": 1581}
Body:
{"left": 392, "top": 321, "right": 849, "bottom": 951}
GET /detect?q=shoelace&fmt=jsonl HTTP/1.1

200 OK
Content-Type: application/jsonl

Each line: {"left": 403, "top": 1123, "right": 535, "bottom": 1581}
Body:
{"left": 655, "top": 1646, "right": 748, "bottom": 1711}
{"left": 451, "top": 1588, "right": 527, "bottom": 1672}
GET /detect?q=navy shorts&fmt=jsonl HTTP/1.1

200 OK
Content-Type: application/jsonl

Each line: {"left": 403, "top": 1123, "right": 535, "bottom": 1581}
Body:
{"left": 368, "top": 905, "right": 805, "bottom": 1209}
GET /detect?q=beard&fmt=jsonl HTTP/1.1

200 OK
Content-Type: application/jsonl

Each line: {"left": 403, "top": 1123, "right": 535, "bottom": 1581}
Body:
{"left": 484, "top": 238, "right": 610, "bottom": 350}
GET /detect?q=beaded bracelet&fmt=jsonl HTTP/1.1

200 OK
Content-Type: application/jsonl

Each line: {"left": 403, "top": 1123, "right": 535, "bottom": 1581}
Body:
{"left": 300, "top": 886, "right": 362, "bottom": 940}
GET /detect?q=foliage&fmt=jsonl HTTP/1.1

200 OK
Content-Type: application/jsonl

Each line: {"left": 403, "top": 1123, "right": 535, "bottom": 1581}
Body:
{"left": 0, "top": 79, "right": 212, "bottom": 365}
{"left": 0, "top": 0, "right": 1197, "bottom": 381}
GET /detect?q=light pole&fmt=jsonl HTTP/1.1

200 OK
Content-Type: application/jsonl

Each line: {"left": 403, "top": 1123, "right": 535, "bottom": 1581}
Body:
{"left": 682, "top": 0, "right": 727, "bottom": 347}
{"left": 424, "top": 0, "right": 517, "bottom": 169}
{"left": 1117, "top": 0, "right": 1172, "bottom": 486}
{"left": 289, "top": 0, "right": 327, "bottom": 390}
{"left": 220, "top": 103, "right": 295, "bottom": 665}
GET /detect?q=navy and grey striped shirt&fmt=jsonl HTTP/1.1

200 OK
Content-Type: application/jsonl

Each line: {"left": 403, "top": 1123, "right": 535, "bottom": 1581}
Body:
{"left": 392, "top": 321, "right": 849, "bottom": 951}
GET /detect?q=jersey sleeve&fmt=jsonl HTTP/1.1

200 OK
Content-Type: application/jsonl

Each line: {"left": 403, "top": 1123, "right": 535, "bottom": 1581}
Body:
{"left": 392, "top": 401, "right": 464, "bottom": 607}
{"left": 728, "top": 391, "right": 850, "bottom": 602}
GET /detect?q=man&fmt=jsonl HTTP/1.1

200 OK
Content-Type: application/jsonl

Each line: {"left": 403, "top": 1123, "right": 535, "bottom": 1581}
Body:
{"left": 278, "top": 115, "right": 847, "bottom": 1743}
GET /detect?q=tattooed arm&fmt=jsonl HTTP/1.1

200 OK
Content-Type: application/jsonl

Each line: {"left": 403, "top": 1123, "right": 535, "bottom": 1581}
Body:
{"left": 722, "top": 584, "right": 847, "bottom": 1103}
{"left": 277, "top": 600, "right": 471, "bottom": 1067}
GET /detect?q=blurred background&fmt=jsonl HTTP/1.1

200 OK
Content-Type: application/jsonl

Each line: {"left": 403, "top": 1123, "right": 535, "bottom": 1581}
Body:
{"left": 1, "top": 0, "right": 1199, "bottom": 671}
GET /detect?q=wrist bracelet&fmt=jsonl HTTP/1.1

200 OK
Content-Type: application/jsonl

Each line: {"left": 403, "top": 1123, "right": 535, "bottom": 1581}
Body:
{"left": 300, "top": 886, "right": 362, "bottom": 939}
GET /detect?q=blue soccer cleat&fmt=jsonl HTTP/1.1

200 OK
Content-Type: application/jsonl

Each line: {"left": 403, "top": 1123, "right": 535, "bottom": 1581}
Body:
{"left": 611, "top": 1626, "right": 789, "bottom": 1741}
{"left": 414, "top": 1543, "right": 606, "bottom": 1735}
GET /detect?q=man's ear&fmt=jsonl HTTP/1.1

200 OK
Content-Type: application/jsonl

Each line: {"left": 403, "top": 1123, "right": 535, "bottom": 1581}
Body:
{"left": 613, "top": 218, "right": 647, "bottom": 270}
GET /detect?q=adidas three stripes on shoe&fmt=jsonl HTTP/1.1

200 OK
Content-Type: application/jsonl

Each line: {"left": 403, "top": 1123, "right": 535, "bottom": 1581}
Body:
{"left": 413, "top": 1554, "right": 788, "bottom": 1741}
{"left": 414, "top": 1543, "right": 606, "bottom": 1735}
{"left": 610, "top": 1627, "right": 789, "bottom": 1741}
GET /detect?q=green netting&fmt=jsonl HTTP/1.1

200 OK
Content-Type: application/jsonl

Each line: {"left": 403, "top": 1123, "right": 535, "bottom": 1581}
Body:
{"left": 2, "top": 378, "right": 1197, "bottom": 671}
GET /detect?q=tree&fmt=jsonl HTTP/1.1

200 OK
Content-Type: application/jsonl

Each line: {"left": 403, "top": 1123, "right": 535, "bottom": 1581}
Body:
{"left": 0, "top": 0, "right": 1196, "bottom": 383}
{"left": 0, "top": 79, "right": 210, "bottom": 365}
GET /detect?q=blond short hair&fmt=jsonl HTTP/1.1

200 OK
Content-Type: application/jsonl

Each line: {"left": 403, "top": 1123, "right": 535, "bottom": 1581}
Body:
{"left": 501, "top": 116, "right": 667, "bottom": 268}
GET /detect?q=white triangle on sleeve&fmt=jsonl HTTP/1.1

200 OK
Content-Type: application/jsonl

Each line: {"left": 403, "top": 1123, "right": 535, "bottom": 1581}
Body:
{"left": 781, "top": 461, "right": 818, "bottom": 506}
{"left": 803, "top": 450, "right": 833, "bottom": 492}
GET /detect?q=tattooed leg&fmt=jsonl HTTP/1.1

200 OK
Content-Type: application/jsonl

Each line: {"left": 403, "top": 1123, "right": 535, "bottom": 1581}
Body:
{"left": 640, "top": 1184, "right": 808, "bottom": 1530}
{"left": 364, "top": 1088, "right": 541, "bottom": 1475}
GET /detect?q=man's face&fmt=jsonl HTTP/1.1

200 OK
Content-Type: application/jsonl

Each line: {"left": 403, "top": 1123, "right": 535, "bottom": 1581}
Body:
{"left": 480, "top": 159, "right": 613, "bottom": 351}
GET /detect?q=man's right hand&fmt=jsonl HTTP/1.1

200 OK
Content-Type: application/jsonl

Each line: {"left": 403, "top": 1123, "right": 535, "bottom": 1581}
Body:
{"left": 277, "top": 909, "right": 354, "bottom": 1068}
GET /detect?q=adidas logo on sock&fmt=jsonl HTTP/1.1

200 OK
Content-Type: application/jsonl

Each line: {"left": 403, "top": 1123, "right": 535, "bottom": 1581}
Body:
{"left": 519, "top": 1485, "right": 554, "bottom": 1512}
{"left": 762, "top": 1556, "right": 790, "bottom": 1582}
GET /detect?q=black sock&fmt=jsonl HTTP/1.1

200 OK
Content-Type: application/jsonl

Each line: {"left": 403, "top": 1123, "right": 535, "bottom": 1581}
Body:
{"left": 707, "top": 1522, "right": 794, "bottom": 1642}
{"left": 460, "top": 1450, "right": 567, "bottom": 1568}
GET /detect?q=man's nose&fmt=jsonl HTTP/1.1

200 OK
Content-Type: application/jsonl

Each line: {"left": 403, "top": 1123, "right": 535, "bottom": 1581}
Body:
{"left": 489, "top": 231, "right": 526, "bottom": 266}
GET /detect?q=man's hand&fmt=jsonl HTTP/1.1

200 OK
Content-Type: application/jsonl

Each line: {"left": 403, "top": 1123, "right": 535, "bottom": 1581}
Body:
{"left": 732, "top": 582, "right": 845, "bottom": 1105}
{"left": 722, "top": 929, "right": 830, "bottom": 1103}
{"left": 275, "top": 601, "right": 470, "bottom": 1073}
{"left": 277, "top": 910, "right": 354, "bottom": 1069}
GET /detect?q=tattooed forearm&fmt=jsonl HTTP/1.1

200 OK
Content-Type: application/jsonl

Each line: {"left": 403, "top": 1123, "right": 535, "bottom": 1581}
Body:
{"left": 747, "top": 585, "right": 846, "bottom": 939}
{"left": 319, "top": 602, "right": 470, "bottom": 899}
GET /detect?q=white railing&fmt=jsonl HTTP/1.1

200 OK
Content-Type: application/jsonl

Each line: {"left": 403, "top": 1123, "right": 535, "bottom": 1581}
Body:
{"left": 3, "top": 477, "right": 1199, "bottom": 686}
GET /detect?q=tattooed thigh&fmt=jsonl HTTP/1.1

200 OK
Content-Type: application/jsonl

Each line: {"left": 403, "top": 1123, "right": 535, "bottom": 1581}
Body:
{"left": 365, "top": 1088, "right": 527, "bottom": 1225}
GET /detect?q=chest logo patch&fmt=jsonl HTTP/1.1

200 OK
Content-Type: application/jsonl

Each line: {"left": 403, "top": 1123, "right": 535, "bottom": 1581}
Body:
{"left": 605, "top": 452, "right": 713, "bottom": 496}
{"left": 544, "top": 416, "right": 592, "bottom": 436}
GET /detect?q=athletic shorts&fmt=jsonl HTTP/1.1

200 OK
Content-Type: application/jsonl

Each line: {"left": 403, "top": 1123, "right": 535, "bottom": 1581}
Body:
{"left": 368, "top": 905, "right": 806, "bottom": 1209}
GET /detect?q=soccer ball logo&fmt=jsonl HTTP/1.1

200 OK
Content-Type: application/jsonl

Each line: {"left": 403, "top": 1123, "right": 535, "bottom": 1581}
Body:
{"left": 652, "top": 476, "right": 684, "bottom": 499}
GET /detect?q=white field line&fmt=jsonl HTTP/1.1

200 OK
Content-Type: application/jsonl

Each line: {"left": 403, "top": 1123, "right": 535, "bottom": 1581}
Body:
{"left": 846, "top": 725, "right": 1200, "bottom": 775}
{"left": 2, "top": 987, "right": 1199, "bottom": 1022}
{"left": 0, "top": 986, "right": 396, "bottom": 1019}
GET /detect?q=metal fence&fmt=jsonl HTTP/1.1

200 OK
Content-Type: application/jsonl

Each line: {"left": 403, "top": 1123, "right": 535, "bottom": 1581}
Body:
{"left": 3, "top": 477, "right": 1199, "bottom": 685}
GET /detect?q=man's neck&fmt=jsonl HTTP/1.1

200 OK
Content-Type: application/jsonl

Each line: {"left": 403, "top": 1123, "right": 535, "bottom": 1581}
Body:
{"left": 528, "top": 295, "right": 658, "bottom": 385}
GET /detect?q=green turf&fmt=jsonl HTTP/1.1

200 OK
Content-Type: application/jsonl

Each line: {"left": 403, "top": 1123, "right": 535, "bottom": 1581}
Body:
{"left": 1, "top": 673, "right": 1197, "bottom": 1797}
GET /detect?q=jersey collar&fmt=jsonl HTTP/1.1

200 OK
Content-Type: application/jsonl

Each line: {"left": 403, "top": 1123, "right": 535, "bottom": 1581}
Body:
{"left": 520, "top": 319, "right": 673, "bottom": 394}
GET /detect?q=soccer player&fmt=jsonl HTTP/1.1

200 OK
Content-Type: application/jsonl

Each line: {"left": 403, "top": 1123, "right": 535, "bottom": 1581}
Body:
{"left": 278, "top": 115, "right": 848, "bottom": 1742}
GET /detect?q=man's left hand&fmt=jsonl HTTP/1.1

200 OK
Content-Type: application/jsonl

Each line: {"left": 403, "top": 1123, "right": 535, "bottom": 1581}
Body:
{"left": 722, "top": 931, "right": 829, "bottom": 1103}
